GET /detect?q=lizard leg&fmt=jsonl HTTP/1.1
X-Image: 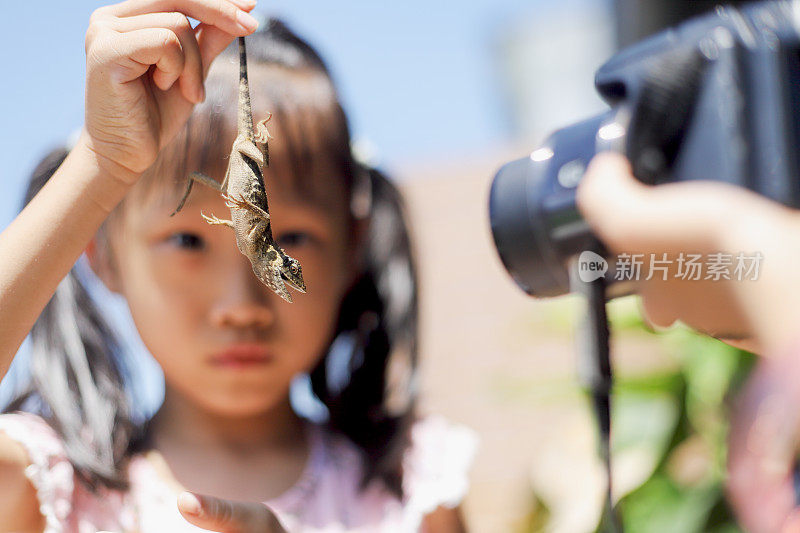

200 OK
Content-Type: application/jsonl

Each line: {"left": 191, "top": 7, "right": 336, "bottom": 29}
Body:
{"left": 247, "top": 218, "right": 269, "bottom": 241}
{"left": 219, "top": 165, "right": 231, "bottom": 194}
{"left": 234, "top": 137, "right": 267, "bottom": 168}
{"left": 254, "top": 115, "right": 272, "bottom": 164}
{"left": 222, "top": 193, "right": 271, "bottom": 221}
{"left": 170, "top": 172, "right": 223, "bottom": 216}
{"left": 200, "top": 211, "right": 234, "bottom": 229}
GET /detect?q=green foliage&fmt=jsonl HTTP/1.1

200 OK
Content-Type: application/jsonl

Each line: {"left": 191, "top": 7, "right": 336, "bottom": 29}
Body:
{"left": 611, "top": 300, "right": 755, "bottom": 532}
{"left": 521, "top": 296, "right": 755, "bottom": 532}
{"left": 621, "top": 476, "right": 719, "bottom": 533}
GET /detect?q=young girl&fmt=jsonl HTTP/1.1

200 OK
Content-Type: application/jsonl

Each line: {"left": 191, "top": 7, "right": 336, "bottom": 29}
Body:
{"left": 0, "top": 1, "right": 477, "bottom": 531}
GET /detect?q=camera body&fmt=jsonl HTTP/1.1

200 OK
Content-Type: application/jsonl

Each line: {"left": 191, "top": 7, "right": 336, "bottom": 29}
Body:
{"left": 490, "top": 0, "right": 800, "bottom": 297}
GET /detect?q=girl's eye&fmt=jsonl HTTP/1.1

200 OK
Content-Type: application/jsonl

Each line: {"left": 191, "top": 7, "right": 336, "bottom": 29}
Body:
{"left": 167, "top": 232, "right": 206, "bottom": 251}
{"left": 277, "top": 231, "right": 314, "bottom": 248}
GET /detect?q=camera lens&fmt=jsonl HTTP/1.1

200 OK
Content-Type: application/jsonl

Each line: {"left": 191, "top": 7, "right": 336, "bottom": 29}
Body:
{"left": 489, "top": 110, "right": 624, "bottom": 297}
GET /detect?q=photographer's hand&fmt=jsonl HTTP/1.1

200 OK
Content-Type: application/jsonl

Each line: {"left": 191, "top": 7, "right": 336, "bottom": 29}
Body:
{"left": 576, "top": 151, "right": 800, "bottom": 356}
{"left": 577, "top": 152, "right": 800, "bottom": 532}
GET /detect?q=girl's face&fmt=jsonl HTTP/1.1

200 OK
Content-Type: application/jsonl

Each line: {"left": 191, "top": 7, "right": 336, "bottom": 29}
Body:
{"left": 95, "top": 112, "right": 358, "bottom": 417}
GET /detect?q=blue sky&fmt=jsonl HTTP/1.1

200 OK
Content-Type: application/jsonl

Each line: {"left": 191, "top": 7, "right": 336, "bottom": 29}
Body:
{"left": 0, "top": 0, "right": 555, "bottom": 230}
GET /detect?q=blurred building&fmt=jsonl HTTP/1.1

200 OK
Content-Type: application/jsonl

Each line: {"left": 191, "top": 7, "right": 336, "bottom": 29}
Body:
{"left": 494, "top": 0, "right": 615, "bottom": 146}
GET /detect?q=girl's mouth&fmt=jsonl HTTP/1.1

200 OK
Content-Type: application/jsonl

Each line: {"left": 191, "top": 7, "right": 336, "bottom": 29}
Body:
{"left": 209, "top": 344, "right": 275, "bottom": 368}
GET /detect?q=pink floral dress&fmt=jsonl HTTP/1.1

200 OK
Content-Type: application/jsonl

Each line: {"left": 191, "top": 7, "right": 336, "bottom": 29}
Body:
{"left": 0, "top": 411, "right": 478, "bottom": 532}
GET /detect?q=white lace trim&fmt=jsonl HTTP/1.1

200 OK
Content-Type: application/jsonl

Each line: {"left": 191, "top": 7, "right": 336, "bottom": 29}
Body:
{"left": 0, "top": 413, "right": 74, "bottom": 533}
{"left": 402, "top": 415, "right": 479, "bottom": 525}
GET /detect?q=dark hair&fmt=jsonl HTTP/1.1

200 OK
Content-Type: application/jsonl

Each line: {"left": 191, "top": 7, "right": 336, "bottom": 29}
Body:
{"left": 310, "top": 164, "right": 419, "bottom": 497}
{"left": 2, "top": 147, "right": 142, "bottom": 491}
{"left": 2, "top": 18, "right": 419, "bottom": 499}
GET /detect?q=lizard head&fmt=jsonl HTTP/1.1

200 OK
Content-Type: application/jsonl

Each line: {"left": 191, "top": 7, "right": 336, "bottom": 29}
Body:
{"left": 250, "top": 249, "right": 294, "bottom": 303}
{"left": 279, "top": 254, "right": 307, "bottom": 294}
{"left": 253, "top": 263, "right": 293, "bottom": 303}
{"left": 251, "top": 249, "right": 304, "bottom": 303}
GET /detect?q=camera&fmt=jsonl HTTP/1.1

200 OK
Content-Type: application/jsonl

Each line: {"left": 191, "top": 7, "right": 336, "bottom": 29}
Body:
{"left": 489, "top": 0, "right": 800, "bottom": 297}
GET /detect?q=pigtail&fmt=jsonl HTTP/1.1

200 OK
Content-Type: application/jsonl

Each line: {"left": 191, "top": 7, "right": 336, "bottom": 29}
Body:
{"left": 237, "top": 19, "right": 421, "bottom": 500}
{"left": 310, "top": 166, "right": 419, "bottom": 499}
{"left": 2, "top": 147, "right": 140, "bottom": 492}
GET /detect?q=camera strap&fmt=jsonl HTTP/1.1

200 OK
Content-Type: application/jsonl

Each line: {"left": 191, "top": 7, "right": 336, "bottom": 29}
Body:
{"left": 569, "top": 259, "right": 622, "bottom": 532}
{"left": 562, "top": 44, "right": 706, "bottom": 533}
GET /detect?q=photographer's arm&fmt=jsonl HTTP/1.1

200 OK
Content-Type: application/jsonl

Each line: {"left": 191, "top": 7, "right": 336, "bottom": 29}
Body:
{"left": 577, "top": 152, "right": 800, "bottom": 532}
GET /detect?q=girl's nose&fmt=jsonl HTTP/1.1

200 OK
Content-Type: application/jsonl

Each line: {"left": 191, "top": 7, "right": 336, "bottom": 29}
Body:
{"left": 209, "top": 261, "right": 276, "bottom": 331}
{"left": 210, "top": 301, "right": 274, "bottom": 330}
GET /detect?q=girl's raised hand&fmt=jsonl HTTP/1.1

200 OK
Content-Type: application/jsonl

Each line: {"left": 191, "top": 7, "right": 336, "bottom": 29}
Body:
{"left": 177, "top": 491, "right": 288, "bottom": 532}
{"left": 82, "top": 0, "right": 259, "bottom": 184}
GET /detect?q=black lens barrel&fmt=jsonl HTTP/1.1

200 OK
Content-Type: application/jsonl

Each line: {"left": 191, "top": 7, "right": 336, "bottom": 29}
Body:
{"left": 489, "top": 112, "right": 620, "bottom": 297}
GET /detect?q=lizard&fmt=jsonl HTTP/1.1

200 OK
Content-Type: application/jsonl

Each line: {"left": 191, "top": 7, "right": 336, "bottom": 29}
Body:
{"left": 170, "top": 36, "right": 306, "bottom": 303}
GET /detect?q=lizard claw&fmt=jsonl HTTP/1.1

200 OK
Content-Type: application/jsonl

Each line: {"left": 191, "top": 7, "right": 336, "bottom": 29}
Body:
{"left": 200, "top": 211, "right": 234, "bottom": 228}
{"left": 255, "top": 115, "right": 274, "bottom": 143}
{"left": 223, "top": 194, "right": 271, "bottom": 220}
{"left": 220, "top": 193, "right": 243, "bottom": 209}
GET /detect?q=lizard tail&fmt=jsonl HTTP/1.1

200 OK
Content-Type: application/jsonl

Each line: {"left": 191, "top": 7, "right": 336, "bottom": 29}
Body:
{"left": 238, "top": 36, "right": 255, "bottom": 139}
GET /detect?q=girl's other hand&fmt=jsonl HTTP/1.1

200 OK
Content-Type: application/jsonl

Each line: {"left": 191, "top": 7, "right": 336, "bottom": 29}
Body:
{"left": 82, "top": 0, "right": 259, "bottom": 184}
{"left": 177, "top": 491, "right": 288, "bottom": 532}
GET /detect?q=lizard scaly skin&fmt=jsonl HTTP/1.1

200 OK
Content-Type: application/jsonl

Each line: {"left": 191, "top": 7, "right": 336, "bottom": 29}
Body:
{"left": 171, "top": 36, "right": 306, "bottom": 303}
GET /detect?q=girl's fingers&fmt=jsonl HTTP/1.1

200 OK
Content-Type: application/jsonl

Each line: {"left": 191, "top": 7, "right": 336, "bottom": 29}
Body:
{"left": 124, "top": 28, "right": 186, "bottom": 90}
{"left": 177, "top": 491, "right": 287, "bottom": 532}
{"left": 195, "top": 22, "right": 238, "bottom": 77}
{"left": 110, "top": 12, "right": 204, "bottom": 103}
{"left": 106, "top": 0, "right": 258, "bottom": 36}
{"left": 88, "top": 26, "right": 186, "bottom": 90}
{"left": 87, "top": 0, "right": 260, "bottom": 100}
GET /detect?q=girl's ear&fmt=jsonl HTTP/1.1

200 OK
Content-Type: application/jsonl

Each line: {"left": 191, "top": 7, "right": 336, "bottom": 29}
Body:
{"left": 85, "top": 236, "right": 121, "bottom": 294}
